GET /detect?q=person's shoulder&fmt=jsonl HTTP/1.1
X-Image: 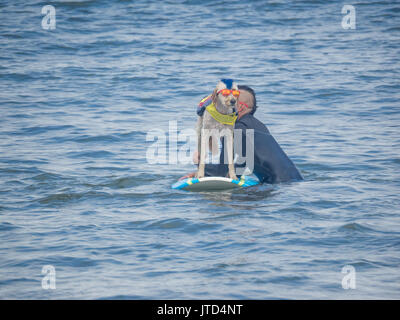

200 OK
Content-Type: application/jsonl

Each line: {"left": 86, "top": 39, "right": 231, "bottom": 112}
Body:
{"left": 237, "top": 114, "right": 270, "bottom": 134}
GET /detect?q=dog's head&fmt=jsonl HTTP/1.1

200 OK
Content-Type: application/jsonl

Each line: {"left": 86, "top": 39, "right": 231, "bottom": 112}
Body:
{"left": 211, "top": 79, "right": 239, "bottom": 114}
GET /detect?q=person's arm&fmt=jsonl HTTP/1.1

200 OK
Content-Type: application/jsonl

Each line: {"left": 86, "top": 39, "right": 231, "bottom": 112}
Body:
{"left": 178, "top": 172, "right": 196, "bottom": 180}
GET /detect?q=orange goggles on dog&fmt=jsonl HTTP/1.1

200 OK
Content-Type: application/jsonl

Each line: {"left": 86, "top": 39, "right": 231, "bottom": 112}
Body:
{"left": 217, "top": 89, "right": 240, "bottom": 97}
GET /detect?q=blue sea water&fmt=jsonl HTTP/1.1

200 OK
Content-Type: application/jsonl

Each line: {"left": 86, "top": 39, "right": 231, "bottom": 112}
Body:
{"left": 0, "top": 0, "right": 399, "bottom": 299}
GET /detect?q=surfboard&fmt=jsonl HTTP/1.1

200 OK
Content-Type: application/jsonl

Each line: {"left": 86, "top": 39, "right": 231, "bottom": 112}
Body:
{"left": 171, "top": 176, "right": 259, "bottom": 192}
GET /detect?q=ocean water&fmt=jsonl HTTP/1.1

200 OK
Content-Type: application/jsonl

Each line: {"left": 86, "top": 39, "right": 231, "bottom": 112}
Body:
{"left": 0, "top": 0, "right": 399, "bottom": 299}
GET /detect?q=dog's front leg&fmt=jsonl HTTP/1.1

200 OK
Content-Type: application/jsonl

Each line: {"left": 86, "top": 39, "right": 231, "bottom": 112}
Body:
{"left": 226, "top": 130, "right": 238, "bottom": 180}
{"left": 197, "top": 129, "right": 207, "bottom": 179}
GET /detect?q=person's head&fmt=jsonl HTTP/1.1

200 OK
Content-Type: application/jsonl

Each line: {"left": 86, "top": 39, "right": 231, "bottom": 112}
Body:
{"left": 237, "top": 85, "right": 257, "bottom": 118}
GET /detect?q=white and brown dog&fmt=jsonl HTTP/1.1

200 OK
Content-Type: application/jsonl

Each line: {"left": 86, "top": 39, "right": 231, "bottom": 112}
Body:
{"left": 196, "top": 79, "right": 239, "bottom": 180}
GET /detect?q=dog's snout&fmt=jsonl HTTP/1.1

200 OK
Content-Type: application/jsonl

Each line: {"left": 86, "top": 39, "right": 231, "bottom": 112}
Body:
{"left": 230, "top": 98, "right": 236, "bottom": 105}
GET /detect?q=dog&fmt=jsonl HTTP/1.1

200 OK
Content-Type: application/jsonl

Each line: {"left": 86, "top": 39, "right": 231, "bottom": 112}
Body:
{"left": 196, "top": 79, "right": 239, "bottom": 180}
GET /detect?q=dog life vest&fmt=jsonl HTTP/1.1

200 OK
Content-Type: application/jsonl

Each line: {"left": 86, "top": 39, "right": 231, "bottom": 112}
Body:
{"left": 196, "top": 94, "right": 238, "bottom": 126}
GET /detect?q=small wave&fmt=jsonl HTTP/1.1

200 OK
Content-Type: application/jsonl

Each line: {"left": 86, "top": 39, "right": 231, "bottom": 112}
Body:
{"left": 0, "top": 166, "right": 43, "bottom": 175}
{"left": 84, "top": 173, "right": 165, "bottom": 189}
{"left": 84, "top": 166, "right": 129, "bottom": 171}
{"left": 43, "top": 255, "right": 99, "bottom": 268}
{"left": 0, "top": 278, "right": 38, "bottom": 286}
{"left": 117, "top": 217, "right": 221, "bottom": 234}
{"left": 15, "top": 125, "right": 75, "bottom": 136}
{"left": 0, "top": 72, "right": 37, "bottom": 82}
{"left": 31, "top": 172, "right": 65, "bottom": 182}
{"left": 66, "top": 150, "right": 115, "bottom": 159}
{"left": 73, "top": 134, "right": 121, "bottom": 143}
{"left": 350, "top": 258, "right": 395, "bottom": 269}
{"left": 98, "top": 294, "right": 147, "bottom": 300}
{"left": 37, "top": 191, "right": 110, "bottom": 206}
{"left": 268, "top": 274, "right": 310, "bottom": 284}
{"left": 56, "top": 0, "right": 98, "bottom": 8}
{"left": 0, "top": 222, "right": 19, "bottom": 231}
{"left": 104, "top": 176, "right": 142, "bottom": 189}
{"left": 338, "top": 222, "right": 376, "bottom": 234}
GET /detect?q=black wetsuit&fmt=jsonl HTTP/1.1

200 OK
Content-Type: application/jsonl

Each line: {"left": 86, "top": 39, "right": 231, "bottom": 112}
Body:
{"left": 204, "top": 113, "right": 303, "bottom": 183}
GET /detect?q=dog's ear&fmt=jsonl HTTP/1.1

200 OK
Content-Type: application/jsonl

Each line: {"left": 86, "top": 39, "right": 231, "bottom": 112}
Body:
{"left": 211, "top": 89, "right": 217, "bottom": 105}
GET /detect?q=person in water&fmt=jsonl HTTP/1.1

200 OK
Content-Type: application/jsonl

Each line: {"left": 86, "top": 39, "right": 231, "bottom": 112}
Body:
{"left": 180, "top": 85, "right": 303, "bottom": 183}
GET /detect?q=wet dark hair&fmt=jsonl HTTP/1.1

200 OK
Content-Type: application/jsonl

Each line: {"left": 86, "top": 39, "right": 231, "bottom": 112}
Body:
{"left": 238, "top": 85, "right": 257, "bottom": 115}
